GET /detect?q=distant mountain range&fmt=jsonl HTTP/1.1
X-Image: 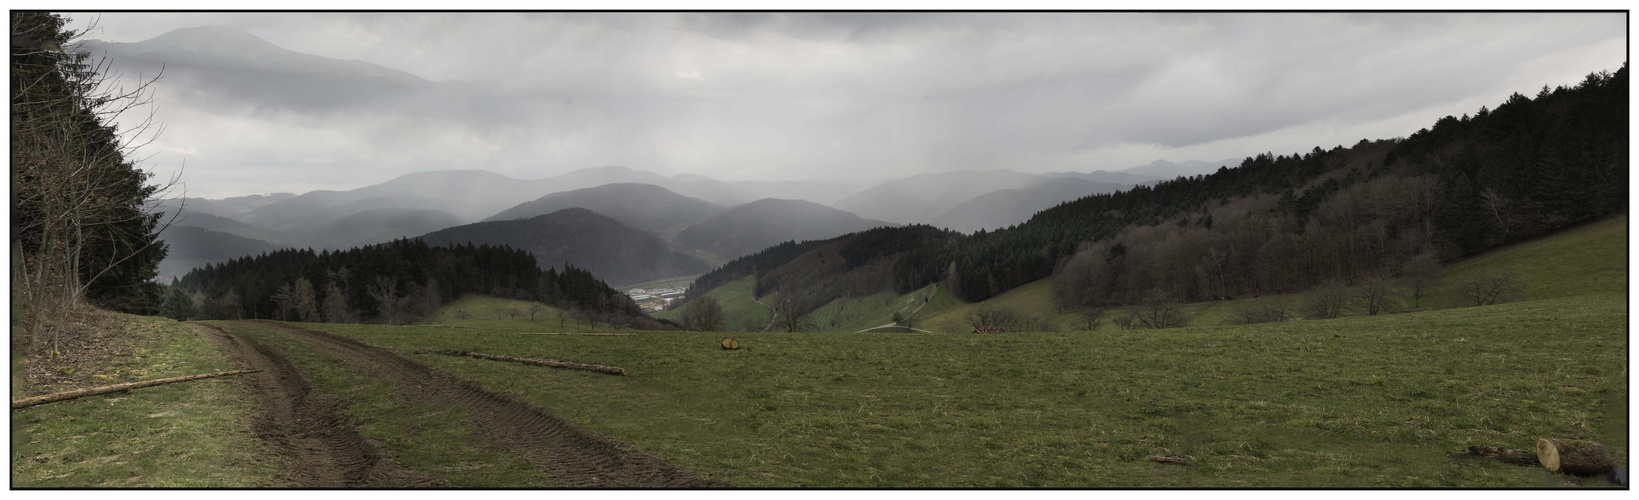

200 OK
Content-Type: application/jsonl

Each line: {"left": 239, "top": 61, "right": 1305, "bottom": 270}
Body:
{"left": 156, "top": 225, "right": 285, "bottom": 278}
{"left": 930, "top": 178, "right": 1128, "bottom": 233}
{"left": 485, "top": 183, "right": 725, "bottom": 237}
{"left": 419, "top": 208, "right": 711, "bottom": 287}
{"left": 678, "top": 198, "right": 895, "bottom": 260}
{"left": 152, "top": 159, "right": 1233, "bottom": 284}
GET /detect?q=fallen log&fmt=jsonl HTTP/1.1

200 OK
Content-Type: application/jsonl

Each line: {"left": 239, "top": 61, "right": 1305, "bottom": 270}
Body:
{"left": 1538, "top": 438, "right": 1616, "bottom": 477}
{"left": 1446, "top": 445, "right": 1539, "bottom": 466}
{"left": 12, "top": 370, "right": 262, "bottom": 410}
{"left": 508, "top": 331, "right": 635, "bottom": 334}
{"left": 422, "top": 349, "right": 627, "bottom": 376}
{"left": 1148, "top": 454, "right": 1187, "bottom": 465}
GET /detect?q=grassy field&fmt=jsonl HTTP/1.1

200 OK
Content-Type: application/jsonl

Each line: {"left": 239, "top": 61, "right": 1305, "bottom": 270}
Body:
{"left": 303, "top": 292, "right": 1626, "bottom": 487}
{"left": 207, "top": 321, "right": 553, "bottom": 486}
{"left": 287, "top": 215, "right": 1626, "bottom": 486}
{"left": 804, "top": 284, "right": 961, "bottom": 332}
{"left": 11, "top": 314, "right": 281, "bottom": 487}
{"left": 652, "top": 276, "right": 771, "bottom": 331}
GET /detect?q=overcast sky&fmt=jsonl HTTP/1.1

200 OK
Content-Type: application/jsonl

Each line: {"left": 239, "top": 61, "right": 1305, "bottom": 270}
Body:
{"left": 66, "top": 12, "right": 1626, "bottom": 199}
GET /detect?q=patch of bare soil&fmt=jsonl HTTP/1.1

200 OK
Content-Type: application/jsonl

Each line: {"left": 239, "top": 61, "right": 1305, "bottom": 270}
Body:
{"left": 17, "top": 306, "right": 145, "bottom": 395}
{"left": 249, "top": 320, "right": 716, "bottom": 488}
{"left": 192, "top": 323, "right": 439, "bottom": 487}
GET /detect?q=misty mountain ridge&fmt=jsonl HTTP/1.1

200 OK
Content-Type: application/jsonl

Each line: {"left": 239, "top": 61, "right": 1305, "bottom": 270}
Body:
{"left": 930, "top": 178, "right": 1128, "bottom": 233}
{"left": 832, "top": 169, "right": 1115, "bottom": 225}
{"left": 156, "top": 226, "right": 284, "bottom": 279}
{"left": 678, "top": 198, "right": 896, "bottom": 260}
{"left": 418, "top": 208, "right": 711, "bottom": 287}
{"left": 1116, "top": 157, "right": 1243, "bottom": 180}
{"left": 485, "top": 183, "right": 724, "bottom": 236}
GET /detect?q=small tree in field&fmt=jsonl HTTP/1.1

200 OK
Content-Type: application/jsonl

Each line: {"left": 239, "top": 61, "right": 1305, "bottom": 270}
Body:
{"left": 1401, "top": 253, "right": 1442, "bottom": 308}
{"left": 1459, "top": 272, "right": 1524, "bottom": 306}
{"left": 1075, "top": 308, "right": 1105, "bottom": 331}
{"left": 1304, "top": 281, "right": 1349, "bottom": 319}
{"left": 1133, "top": 288, "right": 1186, "bottom": 329}
{"left": 682, "top": 297, "right": 726, "bottom": 332}
{"left": 1353, "top": 274, "right": 1401, "bottom": 316}
{"left": 527, "top": 302, "right": 546, "bottom": 320}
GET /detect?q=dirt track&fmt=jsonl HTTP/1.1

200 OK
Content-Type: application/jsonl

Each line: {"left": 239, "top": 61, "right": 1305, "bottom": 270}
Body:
{"left": 243, "top": 320, "right": 714, "bottom": 487}
{"left": 192, "top": 323, "right": 437, "bottom": 487}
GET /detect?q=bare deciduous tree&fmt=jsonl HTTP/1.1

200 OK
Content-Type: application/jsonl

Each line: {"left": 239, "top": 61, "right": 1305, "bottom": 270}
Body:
{"left": 682, "top": 297, "right": 726, "bottom": 332}
{"left": 1353, "top": 275, "right": 1401, "bottom": 316}
{"left": 1459, "top": 272, "right": 1524, "bottom": 307}
{"left": 1230, "top": 301, "right": 1292, "bottom": 324}
{"left": 1303, "top": 281, "right": 1349, "bottom": 320}
{"left": 1401, "top": 252, "right": 1441, "bottom": 308}
{"left": 1075, "top": 308, "right": 1105, "bottom": 331}
{"left": 965, "top": 305, "right": 1032, "bottom": 332}
{"left": 1133, "top": 288, "right": 1187, "bottom": 329}
{"left": 773, "top": 290, "right": 814, "bottom": 333}
{"left": 369, "top": 277, "right": 408, "bottom": 324}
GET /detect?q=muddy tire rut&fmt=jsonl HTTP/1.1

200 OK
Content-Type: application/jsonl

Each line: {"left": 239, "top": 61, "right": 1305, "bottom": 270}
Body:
{"left": 191, "top": 323, "right": 437, "bottom": 487}
{"left": 244, "top": 320, "right": 715, "bottom": 488}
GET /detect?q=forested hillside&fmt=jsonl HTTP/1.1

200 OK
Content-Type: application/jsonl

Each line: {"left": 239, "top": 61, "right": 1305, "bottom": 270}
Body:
{"left": 13, "top": 12, "right": 169, "bottom": 316}
{"left": 679, "top": 65, "right": 1627, "bottom": 313}
{"left": 172, "top": 238, "right": 654, "bottom": 327}
{"left": 1049, "top": 65, "right": 1626, "bottom": 308}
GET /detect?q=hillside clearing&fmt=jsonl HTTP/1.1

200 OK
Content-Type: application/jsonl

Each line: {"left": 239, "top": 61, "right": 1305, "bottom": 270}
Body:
{"left": 301, "top": 290, "right": 1626, "bottom": 487}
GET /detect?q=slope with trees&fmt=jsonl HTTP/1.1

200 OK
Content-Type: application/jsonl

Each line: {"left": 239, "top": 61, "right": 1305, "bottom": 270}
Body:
{"left": 680, "top": 65, "right": 1627, "bottom": 319}
{"left": 172, "top": 238, "right": 653, "bottom": 327}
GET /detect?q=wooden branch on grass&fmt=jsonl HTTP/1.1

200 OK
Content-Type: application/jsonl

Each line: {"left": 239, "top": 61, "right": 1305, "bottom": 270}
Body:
{"left": 422, "top": 349, "right": 627, "bottom": 376}
{"left": 12, "top": 370, "right": 262, "bottom": 410}
{"left": 510, "top": 332, "right": 636, "bottom": 337}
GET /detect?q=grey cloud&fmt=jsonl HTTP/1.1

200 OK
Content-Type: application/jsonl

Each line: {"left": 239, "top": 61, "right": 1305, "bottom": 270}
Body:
{"left": 63, "top": 12, "right": 1627, "bottom": 198}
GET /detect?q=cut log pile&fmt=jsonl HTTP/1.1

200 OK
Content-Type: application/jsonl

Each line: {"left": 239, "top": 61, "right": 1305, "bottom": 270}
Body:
{"left": 11, "top": 370, "right": 262, "bottom": 409}
{"left": 420, "top": 349, "right": 627, "bottom": 376}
